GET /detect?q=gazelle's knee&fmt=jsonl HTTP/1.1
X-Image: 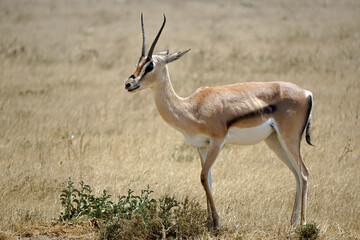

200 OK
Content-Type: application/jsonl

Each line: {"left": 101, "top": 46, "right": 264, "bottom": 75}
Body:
{"left": 301, "top": 168, "right": 309, "bottom": 183}
{"left": 301, "top": 161, "right": 309, "bottom": 178}
{"left": 200, "top": 173, "right": 207, "bottom": 185}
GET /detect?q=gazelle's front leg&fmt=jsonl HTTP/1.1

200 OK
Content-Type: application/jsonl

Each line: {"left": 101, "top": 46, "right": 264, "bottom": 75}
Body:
{"left": 200, "top": 138, "right": 223, "bottom": 228}
{"left": 197, "top": 147, "right": 212, "bottom": 214}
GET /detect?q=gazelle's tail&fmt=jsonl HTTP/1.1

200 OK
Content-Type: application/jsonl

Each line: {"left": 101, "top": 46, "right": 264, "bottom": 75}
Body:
{"left": 304, "top": 91, "right": 314, "bottom": 146}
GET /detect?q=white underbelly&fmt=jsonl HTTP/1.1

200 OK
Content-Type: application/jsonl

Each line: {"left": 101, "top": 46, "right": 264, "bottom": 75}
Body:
{"left": 225, "top": 118, "right": 274, "bottom": 145}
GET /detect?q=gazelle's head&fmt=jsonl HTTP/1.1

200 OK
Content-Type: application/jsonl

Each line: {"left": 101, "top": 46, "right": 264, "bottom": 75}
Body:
{"left": 125, "top": 14, "right": 190, "bottom": 92}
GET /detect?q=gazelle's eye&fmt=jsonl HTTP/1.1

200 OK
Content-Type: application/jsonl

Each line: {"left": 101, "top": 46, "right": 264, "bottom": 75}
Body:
{"left": 145, "top": 62, "right": 154, "bottom": 73}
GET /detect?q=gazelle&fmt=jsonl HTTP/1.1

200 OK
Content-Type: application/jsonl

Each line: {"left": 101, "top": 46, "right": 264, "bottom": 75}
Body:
{"left": 125, "top": 14, "right": 314, "bottom": 228}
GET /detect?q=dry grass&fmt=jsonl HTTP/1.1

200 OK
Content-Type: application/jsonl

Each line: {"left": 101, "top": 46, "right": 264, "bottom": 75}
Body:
{"left": 0, "top": 0, "right": 359, "bottom": 239}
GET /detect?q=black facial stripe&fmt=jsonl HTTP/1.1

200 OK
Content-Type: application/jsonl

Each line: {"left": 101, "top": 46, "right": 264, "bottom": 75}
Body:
{"left": 145, "top": 61, "right": 154, "bottom": 73}
{"left": 226, "top": 104, "right": 276, "bottom": 128}
{"left": 129, "top": 75, "right": 135, "bottom": 79}
{"left": 139, "top": 61, "right": 154, "bottom": 79}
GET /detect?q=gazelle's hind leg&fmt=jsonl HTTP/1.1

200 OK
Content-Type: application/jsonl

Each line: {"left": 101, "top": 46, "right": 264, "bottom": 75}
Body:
{"left": 265, "top": 131, "right": 309, "bottom": 226}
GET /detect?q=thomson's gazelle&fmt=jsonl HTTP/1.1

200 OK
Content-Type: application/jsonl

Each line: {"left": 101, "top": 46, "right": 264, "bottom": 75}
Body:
{"left": 125, "top": 14, "right": 314, "bottom": 228}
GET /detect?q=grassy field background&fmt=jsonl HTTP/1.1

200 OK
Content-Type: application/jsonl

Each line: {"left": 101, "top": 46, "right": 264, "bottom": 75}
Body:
{"left": 0, "top": 0, "right": 359, "bottom": 239}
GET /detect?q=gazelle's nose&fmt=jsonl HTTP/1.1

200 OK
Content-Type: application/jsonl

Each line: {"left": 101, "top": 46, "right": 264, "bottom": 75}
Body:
{"left": 125, "top": 75, "right": 135, "bottom": 89}
{"left": 125, "top": 82, "right": 132, "bottom": 89}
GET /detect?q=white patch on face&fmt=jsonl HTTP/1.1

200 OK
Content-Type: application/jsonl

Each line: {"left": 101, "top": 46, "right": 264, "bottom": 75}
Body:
{"left": 225, "top": 118, "right": 274, "bottom": 145}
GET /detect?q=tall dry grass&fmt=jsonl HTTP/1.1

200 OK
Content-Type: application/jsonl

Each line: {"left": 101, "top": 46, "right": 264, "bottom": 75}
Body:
{"left": 0, "top": 0, "right": 359, "bottom": 239}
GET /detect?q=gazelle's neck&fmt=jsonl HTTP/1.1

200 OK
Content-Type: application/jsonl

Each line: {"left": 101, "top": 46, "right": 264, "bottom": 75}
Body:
{"left": 151, "top": 66, "right": 188, "bottom": 129}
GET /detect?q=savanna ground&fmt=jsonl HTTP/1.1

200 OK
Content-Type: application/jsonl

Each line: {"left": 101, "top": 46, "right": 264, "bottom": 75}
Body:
{"left": 0, "top": 0, "right": 359, "bottom": 239}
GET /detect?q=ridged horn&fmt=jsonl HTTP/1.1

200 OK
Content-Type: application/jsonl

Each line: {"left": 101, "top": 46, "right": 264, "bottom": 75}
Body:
{"left": 141, "top": 13, "right": 146, "bottom": 57}
{"left": 147, "top": 14, "right": 166, "bottom": 59}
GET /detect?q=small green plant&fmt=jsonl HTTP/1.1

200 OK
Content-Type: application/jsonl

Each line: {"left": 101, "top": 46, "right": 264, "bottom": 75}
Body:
{"left": 115, "top": 186, "right": 157, "bottom": 222}
{"left": 59, "top": 178, "right": 94, "bottom": 221}
{"left": 59, "top": 178, "right": 80, "bottom": 221}
{"left": 295, "top": 221, "right": 320, "bottom": 240}
{"left": 60, "top": 178, "right": 117, "bottom": 221}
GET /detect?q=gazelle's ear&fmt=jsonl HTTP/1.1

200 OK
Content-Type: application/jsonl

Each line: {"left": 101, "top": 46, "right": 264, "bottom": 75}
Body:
{"left": 155, "top": 50, "right": 169, "bottom": 56}
{"left": 163, "top": 49, "right": 191, "bottom": 64}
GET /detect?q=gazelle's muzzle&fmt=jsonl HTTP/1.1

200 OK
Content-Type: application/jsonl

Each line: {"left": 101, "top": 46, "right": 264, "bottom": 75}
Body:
{"left": 125, "top": 75, "right": 140, "bottom": 92}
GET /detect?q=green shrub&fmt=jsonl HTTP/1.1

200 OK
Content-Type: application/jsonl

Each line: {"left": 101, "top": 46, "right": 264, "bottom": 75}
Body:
{"left": 59, "top": 179, "right": 208, "bottom": 239}
{"left": 99, "top": 195, "right": 208, "bottom": 240}
{"left": 295, "top": 221, "right": 320, "bottom": 240}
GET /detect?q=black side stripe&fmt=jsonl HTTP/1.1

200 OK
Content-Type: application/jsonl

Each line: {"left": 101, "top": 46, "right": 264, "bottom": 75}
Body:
{"left": 226, "top": 104, "right": 276, "bottom": 128}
